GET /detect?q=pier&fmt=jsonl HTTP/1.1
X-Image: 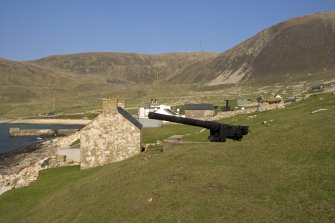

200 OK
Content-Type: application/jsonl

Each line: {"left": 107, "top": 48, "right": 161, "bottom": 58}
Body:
{"left": 9, "top": 128, "right": 79, "bottom": 137}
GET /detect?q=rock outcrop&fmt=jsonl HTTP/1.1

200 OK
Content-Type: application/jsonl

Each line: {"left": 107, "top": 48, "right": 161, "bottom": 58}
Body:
{"left": 0, "top": 132, "right": 80, "bottom": 195}
{"left": 168, "top": 12, "right": 335, "bottom": 85}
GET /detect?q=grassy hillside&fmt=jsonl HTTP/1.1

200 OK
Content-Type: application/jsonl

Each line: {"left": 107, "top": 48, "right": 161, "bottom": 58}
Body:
{"left": 0, "top": 93, "right": 334, "bottom": 222}
{"left": 0, "top": 58, "right": 106, "bottom": 116}
{"left": 0, "top": 52, "right": 217, "bottom": 117}
{"left": 0, "top": 56, "right": 190, "bottom": 117}
{"left": 31, "top": 52, "right": 217, "bottom": 84}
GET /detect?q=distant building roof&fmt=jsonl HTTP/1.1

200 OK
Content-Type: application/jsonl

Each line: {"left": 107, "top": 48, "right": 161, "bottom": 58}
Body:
{"left": 155, "top": 108, "right": 178, "bottom": 116}
{"left": 261, "top": 97, "right": 282, "bottom": 104}
{"left": 117, "top": 107, "right": 143, "bottom": 129}
{"left": 185, "top": 104, "right": 214, "bottom": 110}
{"left": 311, "top": 83, "right": 329, "bottom": 90}
{"left": 284, "top": 98, "right": 297, "bottom": 104}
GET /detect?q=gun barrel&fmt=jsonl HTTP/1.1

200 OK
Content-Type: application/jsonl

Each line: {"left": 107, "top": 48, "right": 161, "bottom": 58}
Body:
{"left": 148, "top": 112, "right": 219, "bottom": 130}
{"left": 148, "top": 112, "right": 249, "bottom": 142}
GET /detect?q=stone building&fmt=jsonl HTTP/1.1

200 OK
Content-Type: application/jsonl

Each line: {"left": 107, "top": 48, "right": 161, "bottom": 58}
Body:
{"left": 80, "top": 99, "right": 142, "bottom": 169}
{"left": 184, "top": 104, "right": 214, "bottom": 118}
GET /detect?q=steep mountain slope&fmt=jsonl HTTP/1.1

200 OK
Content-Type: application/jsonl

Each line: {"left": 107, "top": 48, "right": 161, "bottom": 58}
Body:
{"left": 31, "top": 52, "right": 217, "bottom": 84}
{"left": 168, "top": 12, "right": 335, "bottom": 85}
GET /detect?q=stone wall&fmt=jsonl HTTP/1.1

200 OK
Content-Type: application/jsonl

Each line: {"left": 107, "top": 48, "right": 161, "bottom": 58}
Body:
{"left": 214, "top": 101, "right": 285, "bottom": 119}
{"left": 138, "top": 117, "right": 162, "bottom": 128}
{"left": 185, "top": 110, "right": 214, "bottom": 118}
{"left": 80, "top": 99, "right": 142, "bottom": 169}
{"left": 57, "top": 148, "right": 80, "bottom": 162}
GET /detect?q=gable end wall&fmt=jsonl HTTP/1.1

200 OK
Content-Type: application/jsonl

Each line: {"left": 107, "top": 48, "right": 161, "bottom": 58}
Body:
{"left": 80, "top": 113, "right": 141, "bottom": 169}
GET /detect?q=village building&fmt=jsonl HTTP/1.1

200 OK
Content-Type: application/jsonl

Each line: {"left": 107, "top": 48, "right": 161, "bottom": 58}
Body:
{"left": 223, "top": 99, "right": 238, "bottom": 111}
{"left": 311, "top": 83, "right": 329, "bottom": 92}
{"left": 237, "top": 99, "right": 252, "bottom": 109}
{"left": 284, "top": 97, "right": 297, "bottom": 104}
{"left": 138, "top": 104, "right": 177, "bottom": 118}
{"left": 138, "top": 99, "right": 178, "bottom": 118}
{"left": 221, "top": 99, "right": 252, "bottom": 111}
{"left": 137, "top": 99, "right": 180, "bottom": 127}
{"left": 80, "top": 98, "right": 142, "bottom": 169}
{"left": 184, "top": 104, "right": 214, "bottom": 118}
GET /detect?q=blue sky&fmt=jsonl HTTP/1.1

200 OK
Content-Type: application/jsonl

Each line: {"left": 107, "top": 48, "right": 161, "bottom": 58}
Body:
{"left": 0, "top": 0, "right": 334, "bottom": 61}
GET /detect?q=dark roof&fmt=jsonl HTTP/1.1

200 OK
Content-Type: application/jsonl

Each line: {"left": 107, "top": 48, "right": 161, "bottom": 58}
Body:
{"left": 284, "top": 98, "right": 297, "bottom": 104}
{"left": 184, "top": 104, "right": 214, "bottom": 110}
{"left": 117, "top": 107, "right": 143, "bottom": 129}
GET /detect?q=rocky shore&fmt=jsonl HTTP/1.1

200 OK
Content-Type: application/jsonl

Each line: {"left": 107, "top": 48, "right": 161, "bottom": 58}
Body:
{"left": 0, "top": 132, "right": 80, "bottom": 195}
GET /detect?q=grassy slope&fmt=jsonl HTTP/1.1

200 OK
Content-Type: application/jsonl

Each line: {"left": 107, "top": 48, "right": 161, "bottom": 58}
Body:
{"left": 0, "top": 93, "right": 334, "bottom": 222}
{"left": 2, "top": 53, "right": 212, "bottom": 116}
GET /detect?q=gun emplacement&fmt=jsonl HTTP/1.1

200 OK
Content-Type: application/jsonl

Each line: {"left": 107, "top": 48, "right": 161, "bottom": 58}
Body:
{"left": 148, "top": 112, "right": 249, "bottom": 142}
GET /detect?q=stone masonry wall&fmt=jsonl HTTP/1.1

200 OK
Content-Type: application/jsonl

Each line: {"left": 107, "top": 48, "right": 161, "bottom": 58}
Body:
{"left": 214, "top": 101, "right": 285, "bottom": 120}
{"left": 185, "top": 110, "right": 214, "bottom": 118}
{"left": 80, "top": 112, "right": 141, "bottom": 169}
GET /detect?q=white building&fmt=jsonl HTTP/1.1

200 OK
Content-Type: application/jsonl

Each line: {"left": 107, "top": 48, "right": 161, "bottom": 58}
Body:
{"left": 138, "top": 99, "right": 179, "bottom": 118}
{"left": 137, "top": 100, "right": 182, "bottom": 127}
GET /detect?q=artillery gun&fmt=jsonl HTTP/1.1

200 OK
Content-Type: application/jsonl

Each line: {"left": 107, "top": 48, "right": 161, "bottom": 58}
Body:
{"left": 148, "top": 112, "right": 249, "bottom": 142}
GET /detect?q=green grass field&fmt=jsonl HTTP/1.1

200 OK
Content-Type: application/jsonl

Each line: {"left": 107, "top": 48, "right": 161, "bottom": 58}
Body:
{"left": 0, "top": 93, "right": 334, "bottom": 222}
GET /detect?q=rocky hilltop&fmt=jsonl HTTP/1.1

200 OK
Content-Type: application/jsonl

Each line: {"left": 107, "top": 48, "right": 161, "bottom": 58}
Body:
{"left": 168, "top": 12, "right": 335, "bottom": 85}
{"left": 29, "top": 12, "right": 335, "bottom": 85}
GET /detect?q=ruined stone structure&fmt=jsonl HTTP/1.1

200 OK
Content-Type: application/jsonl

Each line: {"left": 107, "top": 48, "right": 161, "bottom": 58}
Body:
{"left": 80, "top": 99, "right": 142, "bottom": 169}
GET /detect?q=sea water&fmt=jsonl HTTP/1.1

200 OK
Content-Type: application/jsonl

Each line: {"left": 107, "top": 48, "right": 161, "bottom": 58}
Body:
{"left": 0, "top": 124, "right": 83, "bottom": 154}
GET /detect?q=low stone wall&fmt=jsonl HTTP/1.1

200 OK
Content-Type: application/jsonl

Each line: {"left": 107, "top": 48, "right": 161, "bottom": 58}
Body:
{"left": 214, "top": 101, "right": 285, "bottom": 120}
{"left": 57, "top": 148, "right": 80, "bottom": 162}
{"left": 215, "top": 108, "right": 256, "bottom": 119}
{"left": 138, "top": 117, "right": 162, "bottom": 128}
{"left": 163, "top": 135, "right": 184, "bottom": 152}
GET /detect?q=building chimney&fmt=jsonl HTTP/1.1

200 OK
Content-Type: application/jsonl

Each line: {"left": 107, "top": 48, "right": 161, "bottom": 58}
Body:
{"left": 102, "top": 98, "right": 118, "bottom": 114}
